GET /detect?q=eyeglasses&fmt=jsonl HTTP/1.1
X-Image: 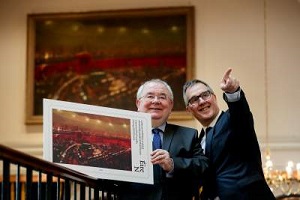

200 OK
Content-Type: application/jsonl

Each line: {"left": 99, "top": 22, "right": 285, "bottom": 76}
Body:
{"left": 188, "top": 90, "right": 212, "bottom": 106}
{"left": 140, "top": 94, "right": 169, "bottom": 102}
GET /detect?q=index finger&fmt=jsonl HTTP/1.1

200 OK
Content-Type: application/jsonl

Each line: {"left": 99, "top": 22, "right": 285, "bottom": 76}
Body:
{"left": 150, "top": 149, "right": 160, "bottom": 156}
{"left": 222, "top": 68, "right": 232, "bottom": 81}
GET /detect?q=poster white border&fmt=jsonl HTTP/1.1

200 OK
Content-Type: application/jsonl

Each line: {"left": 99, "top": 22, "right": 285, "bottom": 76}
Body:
{"left": 43, "top": 98, "right": 153, "bottom": 184}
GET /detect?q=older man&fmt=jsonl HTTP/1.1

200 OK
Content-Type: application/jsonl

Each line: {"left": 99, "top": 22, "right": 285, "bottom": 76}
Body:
{"left": 119, "top": 79, "right": 208, "bottom": 200}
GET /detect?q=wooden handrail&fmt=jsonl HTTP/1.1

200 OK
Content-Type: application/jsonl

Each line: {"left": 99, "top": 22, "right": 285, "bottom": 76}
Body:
{"left": 0, "top": 144, "right": 97, "bottom": 185}
{"left": 0, "top": 144, "right": 119, "bottom": 200}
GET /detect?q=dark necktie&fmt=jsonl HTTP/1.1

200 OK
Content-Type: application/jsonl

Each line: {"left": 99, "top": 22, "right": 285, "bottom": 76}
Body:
{"left": 152, "top": 128, "right": 162, "bottom": 150}
{"left": 205, "top": 127, "right": 212, "bottom": 157}
{"left": 199, "top": 128, "right": 209, "bottom": 154}
{"left": 199, "top": 128, "right": 205, "bottom": 141}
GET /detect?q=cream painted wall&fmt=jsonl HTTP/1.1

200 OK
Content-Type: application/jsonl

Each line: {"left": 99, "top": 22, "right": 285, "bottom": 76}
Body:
{"left": 0, "top": 0, "right": 299, "bottom": 169}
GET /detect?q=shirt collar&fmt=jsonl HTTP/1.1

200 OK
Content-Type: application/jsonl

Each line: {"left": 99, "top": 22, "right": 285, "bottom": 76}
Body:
{"left": 153, "top": 122, "right": 166, "bottom": 132}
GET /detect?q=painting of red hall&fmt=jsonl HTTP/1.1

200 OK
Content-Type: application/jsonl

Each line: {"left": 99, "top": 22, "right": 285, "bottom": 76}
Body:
{"left": 52, "top": 109, "right": 132, "bottom": 171}
{"left": 26, "top": 7, "right": 194, "bottom": 124}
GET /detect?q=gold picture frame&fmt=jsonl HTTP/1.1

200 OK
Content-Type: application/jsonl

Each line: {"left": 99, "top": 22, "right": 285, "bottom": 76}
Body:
{"left": 26, "top": 6, "right": 195, "bottom": 124}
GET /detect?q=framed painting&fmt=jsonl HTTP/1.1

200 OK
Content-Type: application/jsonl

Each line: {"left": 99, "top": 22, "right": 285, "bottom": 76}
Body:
{"left": 26, "top": 6, "right": 195, "bottom": 124}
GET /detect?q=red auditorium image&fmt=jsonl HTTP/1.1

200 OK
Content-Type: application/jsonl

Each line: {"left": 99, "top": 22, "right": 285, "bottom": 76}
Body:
{"left": 52, "top": 109, "right": 132, "bottom": 171}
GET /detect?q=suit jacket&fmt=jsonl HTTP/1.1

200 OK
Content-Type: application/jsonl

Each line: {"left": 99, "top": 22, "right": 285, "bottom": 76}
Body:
{"left": 119, "top": 123, "right": 209, "bottom": 200}
{"left": 201, "top": 90, "right": 275, "bottom": 200}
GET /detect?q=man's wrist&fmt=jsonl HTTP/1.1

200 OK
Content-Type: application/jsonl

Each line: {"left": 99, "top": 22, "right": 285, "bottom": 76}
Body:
{"left": 168, "top": 158, "right": 174, "bottom": 173}
{"left": 224, "top": 87, "right": 241, "bottom": 102}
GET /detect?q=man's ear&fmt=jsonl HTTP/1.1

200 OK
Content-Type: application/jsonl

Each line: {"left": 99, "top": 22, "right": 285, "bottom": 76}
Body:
{"left": 186, "top": 106, "right": 191, "bottom": 112}
{"left": 169, "top": 100, "right": 174, "bottom": 114}
{"left": 136, "top": 99, "right": 140, "bottom": 110}
{"left": 170, "top": 99, "right": 174, "bottom": 108}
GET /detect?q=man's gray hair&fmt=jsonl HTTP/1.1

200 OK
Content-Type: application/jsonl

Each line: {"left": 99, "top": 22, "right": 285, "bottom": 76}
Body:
{"left": 136, "top": 79, "right": 174, "bottom": 101}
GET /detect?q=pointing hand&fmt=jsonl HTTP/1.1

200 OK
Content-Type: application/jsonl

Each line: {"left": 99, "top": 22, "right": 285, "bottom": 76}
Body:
{"left": 220, "top": 68, "right": 240, "bottom": 93}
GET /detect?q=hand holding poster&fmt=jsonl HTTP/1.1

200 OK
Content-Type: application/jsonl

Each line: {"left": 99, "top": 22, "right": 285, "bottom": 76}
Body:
{"left": 43, "top": 99, "right": 153, "bottom": 184}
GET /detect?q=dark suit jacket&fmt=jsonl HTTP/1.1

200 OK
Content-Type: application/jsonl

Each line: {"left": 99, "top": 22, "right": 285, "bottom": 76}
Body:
{"left": 119, "top": 123, "right": 209, "bottom": 200}
{"left": 201, "top": 90, "right": 275, "bottom": 200}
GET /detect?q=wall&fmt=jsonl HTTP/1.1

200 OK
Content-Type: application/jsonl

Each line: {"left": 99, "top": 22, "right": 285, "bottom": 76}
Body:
{"left": 0, "top": 0, "right": 299, "bottom": 169}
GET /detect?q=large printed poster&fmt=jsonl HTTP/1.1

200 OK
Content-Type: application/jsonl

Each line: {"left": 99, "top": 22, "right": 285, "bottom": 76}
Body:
{"left": 43, "top": 99, "right": 153, "bottom": 184}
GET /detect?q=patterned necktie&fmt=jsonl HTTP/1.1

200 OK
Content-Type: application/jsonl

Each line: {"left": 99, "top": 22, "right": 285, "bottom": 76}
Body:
{"left": 152, "top": 128, "right": 162, "bottom": 150}
{"left": 152, "top": 128, "right": 162, "bottom": 184}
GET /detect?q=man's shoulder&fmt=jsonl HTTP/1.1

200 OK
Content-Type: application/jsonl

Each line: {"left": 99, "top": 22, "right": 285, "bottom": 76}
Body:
{"left": 166, "top": 123, "right": 197, "bottom": 133}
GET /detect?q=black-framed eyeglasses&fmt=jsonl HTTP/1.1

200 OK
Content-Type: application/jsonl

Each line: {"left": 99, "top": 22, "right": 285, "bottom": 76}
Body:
{"left": 188, "top": 90, "right": 212, "bottom": 106}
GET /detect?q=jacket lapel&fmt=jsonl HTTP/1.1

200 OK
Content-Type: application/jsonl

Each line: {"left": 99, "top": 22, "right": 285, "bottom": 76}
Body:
{"left": 162, "top": 124, "right": 174, "bottom": 151}
{"left": 206, "top": 111, "right": 225, "bottom": 158}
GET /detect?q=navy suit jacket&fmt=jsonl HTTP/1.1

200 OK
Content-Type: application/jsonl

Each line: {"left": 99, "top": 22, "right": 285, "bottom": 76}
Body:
{"left": 119, "top": 123, "right": 209, "bottom": 200}
{"left": 202, "top": 90, "right": 273, "bottom": 200}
